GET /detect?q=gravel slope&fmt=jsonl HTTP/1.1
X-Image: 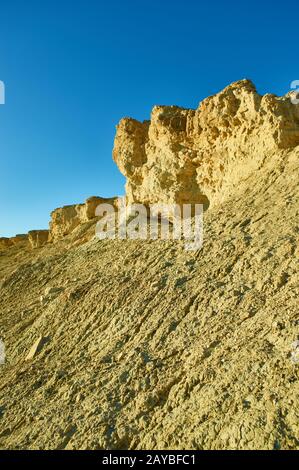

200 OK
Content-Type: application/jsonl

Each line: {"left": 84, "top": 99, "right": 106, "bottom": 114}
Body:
{"left": 0, "top": 148, "right": 298, "bottom": 450}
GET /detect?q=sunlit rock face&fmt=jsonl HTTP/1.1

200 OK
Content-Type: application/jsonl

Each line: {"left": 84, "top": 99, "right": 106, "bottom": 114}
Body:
{"left": 113, "top": 79, "right": 299, "bottom": 209}
{"left": 49, "top": 196, "right": 118, "bottom": 241}
{"left": 28, "top": 230, "right": 49, "bottom": 248}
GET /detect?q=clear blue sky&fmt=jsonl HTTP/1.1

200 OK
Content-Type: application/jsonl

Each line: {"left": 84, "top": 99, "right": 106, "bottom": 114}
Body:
{"left": 0, "top": 0, "right": 298, "bottom": 236}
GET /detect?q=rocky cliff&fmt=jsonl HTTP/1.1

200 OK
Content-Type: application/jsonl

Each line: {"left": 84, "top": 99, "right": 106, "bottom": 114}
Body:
{"left": 0, "top": 80, "right": 298, "bottom": 450}
{"left": 113, "top": 79, "right": 299, "bottom": 208}
{"left": 49, "top": 196, "right": 117, "bottom": 242}
{"left": 2, "top": 80, "right": 299, "bottom": 250}
{"left": 0, "top": 196, "right": 117, "bottom": 250}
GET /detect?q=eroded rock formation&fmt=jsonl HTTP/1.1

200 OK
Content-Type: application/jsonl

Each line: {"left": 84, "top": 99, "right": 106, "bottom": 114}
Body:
{"left": 0, "top": 234, "right": 29, "bottom": 252}
{"left": 10, "top": 234, "right": 29, "bottom": 247}
{"left": 0, "top": 237, "right": 13, "bottom": 250}
{"left": 2, "top": 79, "right": 299, "bottom": 251}
{"left": 0, "top": 80, "right": 299, "bottom": 450}
{"left": 0, "top": 197, "right": 118, "bottom": 251}
{"left": 28, "top": 230, "right": 49, "bottom": 249}
{"left": 49, "top": 196, "right": 117, "bottom": 241}
{"left": 113, "top": 79, "right": 299, "bottom": 208}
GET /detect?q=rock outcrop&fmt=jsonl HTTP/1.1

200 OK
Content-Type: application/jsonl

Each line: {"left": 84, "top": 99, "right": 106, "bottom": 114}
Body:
{"left": 0, "top": 79, "right": 299, "bottom": 450}
{"left": 1, "top": 196, "right": 118, "bottom": 250}
{"left": 113, "top": 79, "right": 299, "bottom": 208}
{"left": 0, "top": 234, "right": 29, "bottom": 252}
{"left": 0, "top": 238, "right": 13, "bottom": 250}
{"left": 49, "top": 204, "right": 85, "bottom": 241}
{"left": 10, "top": 234, "right": 29, "bottom": 247}
{"left": 49, "top": 196, "right": 117, "bottom": 241}
{"left": 28, "top": 230, "right": 49, "bottom": 249}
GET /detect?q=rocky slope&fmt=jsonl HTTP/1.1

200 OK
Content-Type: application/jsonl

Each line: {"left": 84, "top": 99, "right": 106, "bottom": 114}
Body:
{"left": 113, "top": 79, "right": 299, "bottom": 208}
{"left": 0, "top": 80, "right": 298, "bottom": 450}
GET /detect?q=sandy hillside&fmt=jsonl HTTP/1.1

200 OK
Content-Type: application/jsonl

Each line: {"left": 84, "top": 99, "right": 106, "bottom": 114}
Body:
{"left": 0, "top": 81, "right": 298, "bottom": 450}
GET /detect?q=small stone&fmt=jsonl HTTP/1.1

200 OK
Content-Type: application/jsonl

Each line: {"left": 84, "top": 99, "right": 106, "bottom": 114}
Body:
{"left": 40, "top": 295, "right": 47, "bottom": 305}
{"left": 25, "top": 336, "right": 49, "bottom": 361}
{"left": 44, "top": 286, "right": 64, "bottom": 296}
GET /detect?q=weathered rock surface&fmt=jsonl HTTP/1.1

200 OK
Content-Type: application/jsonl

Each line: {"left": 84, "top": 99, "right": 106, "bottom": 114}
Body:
{"left": 0, "top": 238, "right": 13, "bottom": 250}
{"left": 1, "top": 196, "right": 117, "bottom": 251}
{"left": 25, "top": 336, "right": 49, "bottom": 361}
{"left": 28, "top": 230, "right": 49, "bottom": 249}
{"left": 0, "top": 81, "right": 298, "bottom": 450}
{"left": 113, "top": 79, "right": 299, "bottom": 208}
{"left": 10, "top": 234, "right": 29, "bottom": 247}
{"left": 49, "top": 196, "right": 117, "bottom": 241}
{"left": 49, "top": 204, "right": 85, "bottom": 241}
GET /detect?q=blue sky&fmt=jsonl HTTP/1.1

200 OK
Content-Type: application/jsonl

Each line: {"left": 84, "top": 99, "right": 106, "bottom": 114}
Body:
{"left": 0, "top": 0, "right": 298, "bottom": 236}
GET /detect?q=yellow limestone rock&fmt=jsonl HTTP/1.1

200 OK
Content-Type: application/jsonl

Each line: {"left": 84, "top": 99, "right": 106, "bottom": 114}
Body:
{"left": 49, "top": 196, "right": 117, "bottom": 241}
{"left": 0, "top": 196, "right": 118, "bottom": 248}
{"left": 25, "top": 336, "right": 48, "bottom": 361}
{"left": 0, "top": 238, "right": 13, "bottom": 250}
{"left": 0, "top": 80, "right": 299, "bottom": 450}
{"left": 28, "top": 230, "right": 49, "bottom": 249}
{"left": 49, "top": 204, "right": 85, "bottom": 241}
{"left": 10, "top": 234, "right": 29, "bottom": 247}
{"left": 0, "top": 234, "right": 29, "bottom": 251}
{"left": 113, "top": 79, "right": 299, "bottom": 208}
